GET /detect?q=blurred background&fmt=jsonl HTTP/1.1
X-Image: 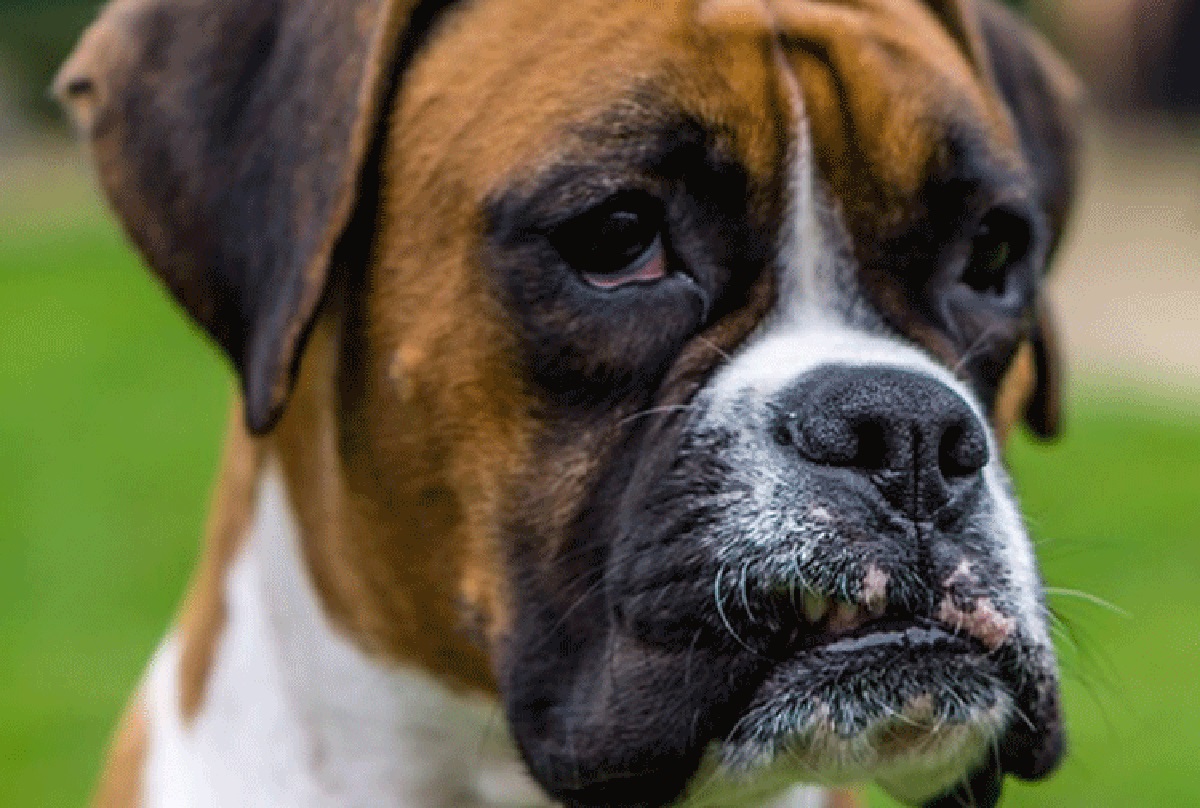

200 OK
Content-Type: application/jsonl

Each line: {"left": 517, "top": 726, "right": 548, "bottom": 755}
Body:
{"left": 1, "top": 0, "right": 1197, "bottom": 805}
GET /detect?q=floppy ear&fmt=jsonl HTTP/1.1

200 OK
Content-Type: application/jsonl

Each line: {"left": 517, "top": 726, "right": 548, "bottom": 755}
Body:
{"left": 1024, "top": 300, "right": 1063, "bottom": 439}
{"left": 975, "top": 0, "right": 1081, "bottom": 439}
{"left": 976, "top": 0, "right": 1082, "bottom": 249}
{"left": 56, "top": 0, "right": 453, "bottom": 433}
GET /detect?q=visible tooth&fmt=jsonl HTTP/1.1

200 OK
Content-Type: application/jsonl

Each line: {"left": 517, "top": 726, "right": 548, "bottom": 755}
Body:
{"left": 802, "top": 592, "right": 829, "bottom": 624}
{"left": 866, "top": 592, "right": 887, "bottom": 619}
{"left": 827, "top": 602, "right": 863, "bottom": 634}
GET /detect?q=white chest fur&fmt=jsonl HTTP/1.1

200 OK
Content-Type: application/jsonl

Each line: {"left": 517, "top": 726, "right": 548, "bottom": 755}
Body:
{"left": 138, "top": 467, "right": 830, "bottom": 808}
{"left": 140, "top": 468, "right": 550, "bottom": 808}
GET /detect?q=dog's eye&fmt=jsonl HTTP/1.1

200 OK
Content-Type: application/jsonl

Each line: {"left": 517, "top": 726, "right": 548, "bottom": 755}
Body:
{"left": 551, "top": 192, "right": 668, "bottom": 289}
{"left": 960, "top": 209, "right": 1031, "bottom": 297}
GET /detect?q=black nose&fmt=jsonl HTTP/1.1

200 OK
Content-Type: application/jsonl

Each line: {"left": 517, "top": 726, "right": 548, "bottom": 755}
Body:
{"left": 774, "top": 365, "right": 990, "bottom": 520}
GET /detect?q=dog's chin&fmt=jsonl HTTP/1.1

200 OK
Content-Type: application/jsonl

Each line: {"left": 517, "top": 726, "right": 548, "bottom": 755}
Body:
{"left": 716, "top": 621, "right": 1011, "bottom": 806}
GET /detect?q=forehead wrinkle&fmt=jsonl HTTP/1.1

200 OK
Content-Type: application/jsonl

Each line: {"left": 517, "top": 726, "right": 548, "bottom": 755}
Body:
{"left": 704, "top": 0, "right": 843, "bottom": 326}
{"left": 701, "top": 0, "right": 861, "bottom": 330}
{"left": 773, "top": 60, "right": 840, "bottom": 326}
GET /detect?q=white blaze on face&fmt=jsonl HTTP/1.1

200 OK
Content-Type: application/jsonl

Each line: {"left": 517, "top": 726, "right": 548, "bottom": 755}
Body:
{"left": 776, "top": 53, "right": 832, "bottom": 324}
{"left": 699, "top": 24, "right": 1052, "bottom": 665}
{"left": 760, "top": 8, "right": 847, "bottom": 328}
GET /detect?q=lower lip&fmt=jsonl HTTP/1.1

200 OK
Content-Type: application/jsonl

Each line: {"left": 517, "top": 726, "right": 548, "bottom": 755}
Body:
{"left": 723, "top": 622, "right": 1005, "bottom": 774}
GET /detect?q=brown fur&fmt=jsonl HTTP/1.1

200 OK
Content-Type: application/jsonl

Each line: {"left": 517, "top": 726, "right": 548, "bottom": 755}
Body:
{"left": 357, "top": 0, "right": 791, "bottom": 648}
{"left": 271, "top": 310, "right": 498, "bottom": 691}
{"left": 176, "top": 404, "right": 264, "bottom": 720}
{"left": 993, "top": 341, "right": 1038, "bottom": 443}
{"left": 93, "top": 694, "right": 148, "bottom": 808}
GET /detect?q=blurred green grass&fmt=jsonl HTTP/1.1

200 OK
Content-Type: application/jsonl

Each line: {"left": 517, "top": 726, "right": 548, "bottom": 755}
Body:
{"left": 2, "top": 150, "right": 1198, "bottom": 807}
{"left": 1, "top": 150, "right": 230, "bottom": 807}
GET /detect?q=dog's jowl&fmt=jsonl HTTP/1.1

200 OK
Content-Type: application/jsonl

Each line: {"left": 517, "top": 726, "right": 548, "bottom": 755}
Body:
{"left": 59, "top": 0, "right": 1080, "bottom": 806}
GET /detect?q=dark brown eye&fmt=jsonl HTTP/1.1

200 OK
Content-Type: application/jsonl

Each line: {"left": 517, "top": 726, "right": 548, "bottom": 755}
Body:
{"left": 961, "top": 209, "right": 1031, "bottom": 297}
{"left": 550, "top": 192, "right": 667, "bottom": 289}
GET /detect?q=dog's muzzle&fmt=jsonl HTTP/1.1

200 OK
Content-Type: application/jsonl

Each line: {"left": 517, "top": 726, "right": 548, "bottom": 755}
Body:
{"left": 510, "top": 330, "right": 1063, "bottom": 808}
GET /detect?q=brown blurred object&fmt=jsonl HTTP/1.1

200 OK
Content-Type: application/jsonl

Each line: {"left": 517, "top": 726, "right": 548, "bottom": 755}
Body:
{"left": 1043, "top": 0, "right": 1200, "bottom": 113}
{"left": 1030, "top": 0, "right": 1200, "bottom": 394}
{"left": 1151, "top": 0, "right": 1200, "bottom": 112}
{"left": 1050, "top": 120, "right": 1200, "bottom": 387}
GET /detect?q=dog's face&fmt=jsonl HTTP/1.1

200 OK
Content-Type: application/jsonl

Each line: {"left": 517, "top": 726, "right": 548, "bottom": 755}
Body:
{"left": 60, "top": 0, "right": 1079, "bottom": 805}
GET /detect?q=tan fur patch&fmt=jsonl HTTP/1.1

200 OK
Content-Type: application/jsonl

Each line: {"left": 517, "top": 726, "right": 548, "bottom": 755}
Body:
{"left": 92, "top": 692, "right": 148, "bottom": 807}
{"left": 826, "top": 789, "right": 864, "bottom": 808}
{"left": 270, "top": 311, "right": 499, "bottom": 692}
{"left": 993, "top": 341, "right": 1037, "bottom": 444}
{"left": 862, "top": 566, "right": 890, "bottom": 613}
{"left": 771, "top": 0, "right": 1018, "bottom": 204}
{"left": 177, "top": 403, "right": 263, "bottom": 721}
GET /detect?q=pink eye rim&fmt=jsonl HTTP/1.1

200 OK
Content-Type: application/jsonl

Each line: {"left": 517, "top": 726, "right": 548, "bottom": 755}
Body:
{"left": 549, "top": 190, "right": 671, "bottom": 289}
{"left": 581, "top": 236, "right": 668, "bottom": 290}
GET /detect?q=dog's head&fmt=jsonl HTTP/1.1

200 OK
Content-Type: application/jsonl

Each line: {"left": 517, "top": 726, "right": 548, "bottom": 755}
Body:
{"left": 59, "top": 0, "right": 1080, "bottom": 805}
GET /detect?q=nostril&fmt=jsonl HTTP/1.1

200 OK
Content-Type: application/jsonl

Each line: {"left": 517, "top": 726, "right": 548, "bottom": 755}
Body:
{"left": 776, "top": 411, "right": 851, "bottom": 466}
{"left": 938, "top": 420, "right": 990, "bottom": 480}
{"left": 778, "top": 413, "right": 891, "bottom": 471}
{"left": 849, "top": 419, "right": 889, "bottom": 471}
{"left": 775, "top": 410, "right": 893, "bottom": 472}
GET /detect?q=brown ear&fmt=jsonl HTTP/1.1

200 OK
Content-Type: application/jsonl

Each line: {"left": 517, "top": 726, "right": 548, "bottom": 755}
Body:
{"left": 976, "top": 1, "right": 1083, "bottom": 249}
{"left": 1025, "top": 299, "right": 1063, "bottom": 439}
{"left": 975, "top": 0, "right": 1081, "bottom": 438}
{"left": 56, "top": 0, "right": 456, "bottom": 433}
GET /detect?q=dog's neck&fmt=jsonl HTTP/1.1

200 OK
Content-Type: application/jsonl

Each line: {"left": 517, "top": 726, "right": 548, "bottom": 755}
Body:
{"left": 262, "top": 317, "right": 500, "bottom": 695}
{"left": 148, "top": 459, "right": 551, "bottom": 807}
{"left": 158, "top": 311, "right": 546, "bottom": 803}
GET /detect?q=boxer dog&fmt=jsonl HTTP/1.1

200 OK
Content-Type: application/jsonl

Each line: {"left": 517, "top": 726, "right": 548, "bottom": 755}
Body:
{"left": 57, "top": 0, "right": 1079, "bottom": 805}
